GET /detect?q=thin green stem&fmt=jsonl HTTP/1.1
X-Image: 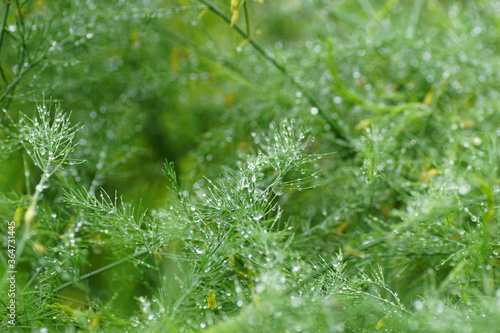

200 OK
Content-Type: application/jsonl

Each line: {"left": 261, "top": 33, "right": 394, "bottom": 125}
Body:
{"left": 407, "top": 0, "right": 425, "bottom": 38}
{"left": 243, "top": 0, "right": 250, "bottom": 36}
{"left": 14, "top": 172, "right": 49, "bottom": 274}
{"left": 197, "top": 0, "right": 352, "bottom": 145}
{"left": 0, "top": 52, "right": 44, "bottom": 105}
{"left": 0, "top": 2, "right": 11, "bottom": 122}
{"left": 54, "top": 249, "right": 149, "bottom": 292}
{"left": 0, "top": 1, "right": 10, "bottom": 55}
{"left": 169, "top": 274, "right": 200, "bottom": 319}
{"left": 357, "top": 0, "right": 376, "bottom": 18}
{"left": 288, "top": 220, "right": 419, "bottom": 295}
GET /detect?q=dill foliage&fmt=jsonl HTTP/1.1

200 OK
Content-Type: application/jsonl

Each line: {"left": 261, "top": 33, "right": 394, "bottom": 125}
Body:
{"left": 1, "top": 1, "right": 500, "bottom": 332}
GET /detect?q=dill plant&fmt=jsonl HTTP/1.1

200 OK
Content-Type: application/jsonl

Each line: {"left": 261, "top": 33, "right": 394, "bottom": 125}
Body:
{"left": 1, "top": 0, "right": 500, "bottom": 332}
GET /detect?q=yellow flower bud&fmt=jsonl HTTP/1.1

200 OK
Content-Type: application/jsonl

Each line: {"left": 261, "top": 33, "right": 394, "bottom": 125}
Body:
{"left": 33, "top": 241, "right": 48, "bottom": 255}
{"left": 90, "top": 316, "right": 100, "bottom": 330}
{"left": 230, "top": 0, "right": 239, "bottom": 12}
{"left": 230, "top": 10, "right": 240, "bottom": 27}
{"left": 207, "top": 292, "right": 217, "bottom": 309}
{"left": 25, "top": 204, "right": 37, "bottom": 226}
{"left": 13, "top": 206, "right": 23, "bottom": 227}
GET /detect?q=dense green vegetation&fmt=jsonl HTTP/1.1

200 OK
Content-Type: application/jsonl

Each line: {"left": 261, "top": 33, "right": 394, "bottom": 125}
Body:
{"left": 1, "top": 0, "right": 500, "bottom": 331}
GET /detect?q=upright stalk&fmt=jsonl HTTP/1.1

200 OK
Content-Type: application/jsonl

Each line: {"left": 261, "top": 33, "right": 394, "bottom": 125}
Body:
{"left": 0, "top": 2, "right": 11, "bottom": 117}
{"left": 197, "top": 0, "right": 353, "bottom": 146}
{"left": 0, "top": 1, "right": 10, "bottom": 55}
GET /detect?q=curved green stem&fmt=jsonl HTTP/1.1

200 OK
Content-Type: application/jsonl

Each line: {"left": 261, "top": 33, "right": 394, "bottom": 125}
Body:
{"left": 54, "top": 249, "right": 150, "bottom": 292}
{"left": 0, "top": 1, "right": 10, "bottom": 55}
{"left": 197, "top": 0, "right": 353, "bottom": 146}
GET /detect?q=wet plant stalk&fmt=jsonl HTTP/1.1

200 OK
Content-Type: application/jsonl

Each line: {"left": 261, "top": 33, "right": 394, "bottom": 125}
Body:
{"left": 0, "top": 1, "right": 10, "bottom": 55}
{"left": 197, "top": 0, "right": 353, "bottom": 146}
